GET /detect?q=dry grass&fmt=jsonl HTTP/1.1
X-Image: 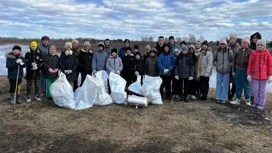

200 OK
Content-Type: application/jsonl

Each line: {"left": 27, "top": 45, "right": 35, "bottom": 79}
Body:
{"left": 0, "top": 76, "right": 272, "bottom": 153}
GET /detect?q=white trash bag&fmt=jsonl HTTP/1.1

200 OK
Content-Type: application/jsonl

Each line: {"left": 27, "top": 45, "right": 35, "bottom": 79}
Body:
{"left": 141, "top": 75, "right": 163, "bottom": 105}
{"left": 94, "top": 71, "right": 113, "bottom": 106}
{"left": 74, "top": 74, "right": 102, "bottom": 110}
{"left": 109, "top": 72, "right": 127, "bottom": 104}
{"left": 128, "top": 75, "right": 143, "bottom": 95}
{"left": 50, "top": 72, "right": 76, "bottom": 109}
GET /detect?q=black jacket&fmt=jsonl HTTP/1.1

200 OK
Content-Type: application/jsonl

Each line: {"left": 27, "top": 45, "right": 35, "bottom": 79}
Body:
{"left": 134, "top": 52, "right": 145, "bottom": 75}
{"left": 121, "top": 54, "right": 135, "bottom": 77}
{"left": 59, "top": 52, "right": 78, "bottom": 81}
{"left": 44, "top": 54, "right": 60, "bottom": 78}
{"left": 78, "top": 49, "right": 93, "bottom": 74}
{"left": 25, "top": 49, "right": 43, "bottom": 78}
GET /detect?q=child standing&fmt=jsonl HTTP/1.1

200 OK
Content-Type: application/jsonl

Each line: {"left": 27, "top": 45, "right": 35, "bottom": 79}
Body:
{"left": 247, "top": 39, "right": 272, "bottom": 110}
{"left": 144, "top": 48, "right": 159, "bottom": 77}
{"left": 6, "top": 45, "right": 26, "bottom": 104}
{"left": 195, "top": 40, "right": 213, "bottom": 100}
{"left": 121, "top": 47, "right": 135, "bottom": 86}
{"left": 44, "top": 45, "right": 60, "bottom": 99}
{"left": 78, "top": 41, "right": 93, "bottom": 86}
{"left": 172, "top": 48, "right": 180, "bottom": 100}
{"left": 106, "top": 48, "right": 123, "bottom": 74}
{"left": 133, "top": 52, "right": 145, "bottom": 83}
{"left": 214, "top": 38, "right": 234, "bottom": 103}
{"left": 158, "top": 44, "right": 176, "bottom": 100}
{"left": 59, "top": 42, "right": 78, "bottom": 88}
{"left": 92, "top": 42, "right": 108, "bottom": 75}
{"left": 188, "top": 45, "right": 198, "bottom": 100}
{"left": 174, "top": 46, "right": 195, "bottom": 102}
{"left": 231, "top": 37, "right": 252, "bottom": 105}
{"left": 25, "top": 41, "right": 44, "bottom": 102}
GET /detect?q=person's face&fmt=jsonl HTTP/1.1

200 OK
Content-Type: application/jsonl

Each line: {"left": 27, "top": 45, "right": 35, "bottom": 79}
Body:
{"left": 150, "top": 52, "right": 155, "bottom": 57}
{"left": 42, "top": 39, "right": 49, "bottom": 45}
{"left": 126, "top": 50, "right": 131, "bottom": 55}
{"left": 111, "top": 52, "right": 117, "bottom": 57}
{"left": 158, "top": 38, "right": 164, "bottom": 45}
{"left": 49, "top": 46, "right": 56, "bottom": 55}
{"left": 180, "top": 43, "right": 185, "bottom": 47}
{"left": 84, "top": 46, "right": 90, "bottom": 51}
{"left": 164, "top": 46, "right": 169, "bottom": 53}
{"left": 202, "top": 44, "right": 207, "bottom": 50}
{"left": 189, "top": 48, "right": 194, "bottom": 53}
{"left": 99, "top": 46, "right": 103, "bottom": 51}
{"left": 72, "top": 42, "right": 78, "bottom": 48}
{"left": 229, "top": 37, "right": 236, "bottom": 45}
{"left": 195, "top": 42, "right": 201, "bottom": 49}
{"left": 173, "top": 51, "right": 179, "bottom": 57}
{"left": 13, "top": 49, "right": 20, "bottom": 55}
{"left": 241, "top": 41, "right": 249, "bottom": 49}
{"left": 220, "top": 43, "right": 226, "bottom": 49}
{"left": 145, "top": 49, "right": 150, "bottom": 53}
{"left": 124, "top": 42, "right": 129, "bottom": 47}
{"left": 105, "top": 40, "right": 110, "bottom": 47}
{"left": 256, "top": 44, "right": 265, "bottom": 50}
{"left": 169, "top": 39, "right": 174, "bottom": 44}
{"left": 253, "top": 37, "right": 259, "bottom": 43}
{"left": 136, "top": 54, "right": 140, "bottom": 60}
{"left": 31, "top": 46, "right": 37, "bottom": 51}
{"left": 182, "top": 50, "right": 187, "bottom": 54}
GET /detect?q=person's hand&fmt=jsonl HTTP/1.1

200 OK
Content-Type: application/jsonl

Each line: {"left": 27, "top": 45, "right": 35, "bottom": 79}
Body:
{"left": 92, "top": 70, "right": 97, "bottom": 76}
{"left": 54, "top": 68, "right": 59, "bottom": 72}
{"left": 111, "top": 70, "right": 116, "bottom": 73}
{"left": 135, "top": 71, "right": 139, "bottom": 76}
{"left": 232, "top": 72, "right": 235, "bottom": 78}
{"left": 67, "top": 70, "right": 72, "bottom": 74}
{"left": 175, "top": 75, "right": 179, "bottom": 80}
{"left": 163, "top": 69, "right": 169, "bottom": 74}
{"left": 49, "top": 68, "right": 55, "bottom": 73}
{"left": 204, "top": 73, "right": 209, "bottom": 77}
{"left": 247, "top": 75, "right": 252, "bottom": 83}
{"left": 16, "top": 59, "right": 22, "bottom": 64}
{"left": 189, "top": 76, "right": 193, "bottom": 80}
{"left": 116, "top": 70, "right": 120, "bottom": 75}
{"left": 268, "top": 76, "right": 272, "bottom": 84}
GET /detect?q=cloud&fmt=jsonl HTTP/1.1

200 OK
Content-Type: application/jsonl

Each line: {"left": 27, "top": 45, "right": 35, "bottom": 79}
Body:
{"left": 0, "top": 0, "right": 271, "bottom": 41}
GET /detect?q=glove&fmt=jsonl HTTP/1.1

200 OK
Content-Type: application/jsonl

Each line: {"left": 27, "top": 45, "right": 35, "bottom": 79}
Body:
{"left": 92, "top": 70, "right": 97, "bottom": 76}
{"left": 232, "top": 72, "right": 235, "bottom": 78}
{"left": 268, "top": 76, "right": 272, "bottom": 84}
{"left": 135, "top": 71, "right": 139, "bottom": 76}
{"left": 111, "top": 70, "right": 116, "bottom": 73}
{"left": 163, "top": 69, "right": 169, "bottom": 74}
{"left": 116, "top": 70, "right": 120, "bottom": 75}
{"left": 31, "top": 62, "right": 37, "bottom": 70}
{"left": 247, "top": 75, "right": 252, "bottom": 83}
{"left": 49, "top": 68, "right": 55, "bottom": 73}
{"left": 16, "top": 59, "right": 22, "bottom": 63}
{"left": 175, "top": 75, "right": 179, "bottom": 80}
{"left": 54, "top": 68, "right": 59, "bottom": 72}
{"left": 204, "top": 73, "right": 209, "bottom": 77}
{"left": 67, "top": 70, "right": 72, "bottom": 74}
{"left": 189, "top": 76, "right": 193, "bottom": 80}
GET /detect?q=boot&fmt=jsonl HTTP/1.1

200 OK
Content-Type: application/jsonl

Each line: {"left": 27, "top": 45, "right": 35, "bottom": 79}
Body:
{"left": 16, "top": 94, "right": 22, "bottom": 104}
{"left": 10, "top": 93, "right": 15, "bottom": 105}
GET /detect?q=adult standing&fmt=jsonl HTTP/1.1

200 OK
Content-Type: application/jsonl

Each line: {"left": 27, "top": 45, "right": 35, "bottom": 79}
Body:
{"left": 38, "top": 36, "right": 50, "bottom": 97}
{"left": 227, "top": 33, "right": 241, "bottom": 101}
{"left": 118, "top": 39, "right": 133, "bottom": 58}
{"left": 104, "top": 39, "right": 113, "bottom": 56}
{"left": 71, "top": 39, "right": 80, "bottom": 91}
{"left": 168, "top": 36, "right": 180, "bottom": 53}
{"left": 155, "top": 36, "right": 166, "bottom": 56}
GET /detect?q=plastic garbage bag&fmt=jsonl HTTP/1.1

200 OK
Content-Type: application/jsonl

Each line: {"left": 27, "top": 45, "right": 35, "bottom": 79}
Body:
{"left": 141, "top": 75, "right": 163, "bottom": 105}
{"left": 50, "top": 72, "right": 76, "bottom": 109}
{"left": 74, "top": 74, "right": 102, "bottom": 110}
{"left": 128, "top": 75, "right": 143, "bottom": 95}
{"left": 109, "top": 72, "right": 127, "bottom": 104}
{"left": 94, "top": 71, "right": 113, "bottom": 106}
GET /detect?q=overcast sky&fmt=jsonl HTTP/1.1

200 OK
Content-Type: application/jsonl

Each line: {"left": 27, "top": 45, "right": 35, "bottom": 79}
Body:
{"left": 0, "top": 0, "right": 271, "bottom": 41}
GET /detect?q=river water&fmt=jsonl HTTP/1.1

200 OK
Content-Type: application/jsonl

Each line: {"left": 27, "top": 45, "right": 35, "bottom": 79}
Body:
{"left": 1, "top": 44, "right": 271, "bottom": 93}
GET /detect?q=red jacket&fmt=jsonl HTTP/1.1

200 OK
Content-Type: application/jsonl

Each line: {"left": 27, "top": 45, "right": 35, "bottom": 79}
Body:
{"left": 247, "top": 49, "right": 272, "bottom": 80}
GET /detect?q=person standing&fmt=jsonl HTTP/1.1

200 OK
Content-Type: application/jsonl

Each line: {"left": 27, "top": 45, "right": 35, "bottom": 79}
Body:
{"left": 155, "top": 36, "right": 166, "bottom": 56}
{"left": 38, "top": 36, "right": 50, "bottom": 97}
{"left": 168, "top": 36, "right": 180, "bottom": 53}
{"left": 92, "top": 42, "right": 109, "bottom": 74}
{"left": 71, "top": 39, "right": 80, "bottom": 90}
{"left": 144, "top": 48, "right": 159, "bottom": 77}
{"left": 121, "top": 47, "right": 135, "bottom": 86}
{"left": 6, "top": 45, "right": 26, "bottom": 104}
{"left": 78, "top": 41, "right": 93, "bottom": 86}
{"left": 214, "top": 38, "right": 234, "bottom": 103}
{"left": 104, "top": 39, "right": 113, "bottom": 56}
{"left": 118, "top": 39, "right": 133, "bottom": 58}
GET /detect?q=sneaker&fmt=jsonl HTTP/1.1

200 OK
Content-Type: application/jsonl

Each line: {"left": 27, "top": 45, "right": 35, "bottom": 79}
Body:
{"left": 40, "top": 93, "right": 45, "bottom": 97}
{"left": 190, "top": 95, "right": 197, "bottom": 100}
{"left": 26, "top": 97, "right": 31, "bottom": 103}
{"left": 230, "top": 99, "right": 240, "bottom": 105}
{"left": 245, "top": 99, "right": 251, "bottom": 106}
{"left": 35, "top": 95, "right": 41, "bottom": 101}
{"left": 216, "top": 100, "right": 221, "bottom": 103}
{"left": 221, "top": 101, "right": 226, "bottom": 104}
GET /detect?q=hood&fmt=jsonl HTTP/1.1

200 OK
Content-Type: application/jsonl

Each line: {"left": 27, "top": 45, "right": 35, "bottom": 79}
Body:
{"left": 97, "top": 42, "right": 105, "bottom": 49}
{"left": 6, "top": 51, "right": 22, "bottom": 59}
{"left": 250, "top": 32, "right": 262, "bottom": 43}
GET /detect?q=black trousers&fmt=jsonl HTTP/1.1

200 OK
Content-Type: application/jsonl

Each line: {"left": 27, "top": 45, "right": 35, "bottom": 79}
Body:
{"left": 171, "top": 76, "right": 179, "bottom": 95}
{"left": 189, "top": 79, "right": 198, "bottom": 95}
{"left": 200, "top": 76, "right": 210, "bottom": 98}
{"left": 9, "top": 79, "right": 22, "bottom": 93}
{"left": 26, "top": 76, "right": 40, "bottom": 97}
{"left": 179, "top": 78, "right": 189, "bottom": 100}
{"left": 160, "top": 75, "right": 172, "bottom": 98}
{"left": 73, "top": 70, "right": 80, "bottom": 91}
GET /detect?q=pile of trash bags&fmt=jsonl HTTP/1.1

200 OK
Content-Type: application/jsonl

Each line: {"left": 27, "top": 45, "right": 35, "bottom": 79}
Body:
{"left": 50, "top": 71, "right": 163, "bottom": 110}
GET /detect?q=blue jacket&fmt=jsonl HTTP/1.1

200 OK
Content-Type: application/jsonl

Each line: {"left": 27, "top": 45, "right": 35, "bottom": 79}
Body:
{"left": 6, "top": 52, "right": 26, "bottom": 79}
{"left": 158, "top": 52, "right": 176, "bottom": 76}
{"left": 92, "top": 50, "right": 109, "bottom": 71}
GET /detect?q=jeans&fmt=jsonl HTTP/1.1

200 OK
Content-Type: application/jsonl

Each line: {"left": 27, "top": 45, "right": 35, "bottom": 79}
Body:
{"left": 216, "top": 72, "right": 229, "bottom": 101}
{"left": 40, "top": 70, "right": 46, "bottom": 94}
{"left": 235, "top": 68, "right": 250, "bottom": 100}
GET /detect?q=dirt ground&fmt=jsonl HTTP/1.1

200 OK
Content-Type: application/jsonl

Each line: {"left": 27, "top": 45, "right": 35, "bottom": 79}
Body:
{"left": 0, "top": 76, "right": 272, "bottom": 153}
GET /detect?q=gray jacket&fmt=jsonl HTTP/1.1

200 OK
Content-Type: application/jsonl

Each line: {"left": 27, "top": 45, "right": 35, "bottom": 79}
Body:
{"left": 106, "top": 56, "right": 123, "bottom": 74}
{"left": 214, "top": 48, "right": 234, "bottom": 74}
{"left": 38, "top": 43, "right": 50, "bottom": 59}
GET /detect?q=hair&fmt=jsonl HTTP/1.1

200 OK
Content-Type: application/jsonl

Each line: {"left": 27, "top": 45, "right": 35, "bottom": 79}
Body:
{"left": 50, "top": 44, "right": 56, "bottom": 49}
{"left": 71, "top": 39, "right": 79, "bottom": 44}
{"left": 158, "top": 36, "right": 164, "bottom": 39}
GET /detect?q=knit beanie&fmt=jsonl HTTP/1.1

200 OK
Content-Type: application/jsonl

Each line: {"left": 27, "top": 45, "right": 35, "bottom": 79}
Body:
{"left": 41, "top": 36, "right": 49, "bottom": 41}
{"left": 83, "top": 41, "right": 91, "bottom": 47}
{"left": 242, "top": 37, "right": 250, "bottom": 45}
{"left": 189, "top": 45, "right": 195, "bottom": 51}
{"left": 229, "top": 33, "right": 237, "bottom": 38}
{"left": 12, "top": 45, "right": 21, "bottom": 52}
{"left": 220, "top": 38, "right": 227, "bottom": 45}
{"left": 145, "top": 44, "right": 151, "bottom": 50}
{"left": 150, "top": 48, "right": 157, "bottom": 53}
{"left": 181, "top": 45, "right": 188, "bottom": 51}
{"left": 30, "top": 41, "right": 38, "bottom": 47}
{"left": 256, "top": 39, "right": 266, "bottom": 48}
{"left": 65, "top": 42, "right": 72, "bottom": 48}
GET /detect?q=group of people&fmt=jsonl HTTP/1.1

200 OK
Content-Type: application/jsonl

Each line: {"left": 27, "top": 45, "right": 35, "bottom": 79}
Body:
{"left": 6, "top": 32, "right": 272, "bottom": 110}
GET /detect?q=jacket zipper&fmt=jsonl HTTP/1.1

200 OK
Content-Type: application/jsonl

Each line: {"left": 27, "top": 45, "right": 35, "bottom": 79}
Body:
{"left": 241, "top": 49, "right": 244, "bottom": 69}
